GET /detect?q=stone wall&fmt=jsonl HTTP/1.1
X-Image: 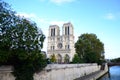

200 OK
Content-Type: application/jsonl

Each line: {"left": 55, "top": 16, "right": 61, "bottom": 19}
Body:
{"left": 0, "top": 64, "right": 101, "bottom": 80}
{"left": 0, "top": 66, "right": 15, "bottom": 80}
{"left": 34, "top": 64, "right": 101, "bottom": 80}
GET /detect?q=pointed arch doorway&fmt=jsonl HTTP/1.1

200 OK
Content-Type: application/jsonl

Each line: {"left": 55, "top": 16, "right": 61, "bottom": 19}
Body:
{"left": 64, "top": 54, "right": 70, "bottom": 63}
{"left": 57, "top": 54, "right": 62, "bottom": 64}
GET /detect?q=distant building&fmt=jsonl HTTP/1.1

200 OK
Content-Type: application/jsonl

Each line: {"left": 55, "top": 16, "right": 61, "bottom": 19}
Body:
{"left": 47, "top": 22, "right": 75, "bottom": 63}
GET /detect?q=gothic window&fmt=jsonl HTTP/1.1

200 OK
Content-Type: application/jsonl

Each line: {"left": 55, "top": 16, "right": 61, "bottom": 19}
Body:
{"left": 54, "top": 28, "right": 55, "bottom": 36}
{"left": 51, "top": 28, "right": 55, "bottom": 36}
{"left": 51, "top": 29, "right": 54, "bottom": 36}
{"left": 65, "top": 27, "right": 67, "bottom": 35}
{"left": 68, "top": 26, "right": 69, "bottom": 35}
{"left": 65, "top": 26, "right": 70, "bottom": 35}
{"left": 51, "top": 29, "right": 52, "bottom": 36}
{"left": 65, "top": 45, "right": 70, "bottom": 49}
{"left": 51, "top": 46, "right": 55, "bottom": 50}
{"left": 68, "top": 45, "right": 70, "bottom": 49}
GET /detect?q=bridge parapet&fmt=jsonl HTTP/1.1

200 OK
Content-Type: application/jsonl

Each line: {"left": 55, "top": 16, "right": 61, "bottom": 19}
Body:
{"left": 108, "top": 62, "right": 120, "bottom": 67}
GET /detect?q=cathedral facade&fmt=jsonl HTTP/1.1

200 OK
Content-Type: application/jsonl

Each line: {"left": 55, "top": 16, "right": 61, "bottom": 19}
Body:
{"left": 47, "top": 22, "right": 75, "bottom": 63}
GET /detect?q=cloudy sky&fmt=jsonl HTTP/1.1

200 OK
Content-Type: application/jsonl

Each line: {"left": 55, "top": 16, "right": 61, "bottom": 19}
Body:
{"left": 4, "top": 0, "right": 120, "bottom": 59}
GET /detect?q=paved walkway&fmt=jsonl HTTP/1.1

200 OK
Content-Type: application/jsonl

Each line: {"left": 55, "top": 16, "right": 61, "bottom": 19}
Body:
{"left": 75, "top": 70, "right": 105, "bottom": 80}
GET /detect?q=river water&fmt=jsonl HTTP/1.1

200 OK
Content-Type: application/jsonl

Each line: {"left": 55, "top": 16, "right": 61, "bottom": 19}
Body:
{"left": 98, "top": 66, "right": 120, "bottom": 80}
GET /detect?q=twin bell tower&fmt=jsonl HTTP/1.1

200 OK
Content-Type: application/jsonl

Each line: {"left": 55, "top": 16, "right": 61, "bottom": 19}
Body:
{"left": 47, "top": 22, "right": 75, "bottom": 63}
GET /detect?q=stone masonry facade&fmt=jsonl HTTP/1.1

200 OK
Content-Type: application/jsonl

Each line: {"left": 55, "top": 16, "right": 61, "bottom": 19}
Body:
{"left": 47, "top": 22, "right": 75, "bottom": 63}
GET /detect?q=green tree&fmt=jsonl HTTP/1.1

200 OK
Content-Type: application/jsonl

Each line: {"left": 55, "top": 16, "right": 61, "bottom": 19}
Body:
{"left": 111, "top": 57, "right": 120, "bottom": 63}
{"left": 83, "top": 52, "right": 101, "bottom": 63}
{"left": 0, "top": 0, "right": 16, "bottom": 63}
{"left": 0, "top": 1, "right": 47, "bottom": 80}
{"left": 72, "top": 54, "right": 83, "bottom": 63}
{"left": 75, "top": 33, "right": 105, "bottom": 64}
{"left": 50, "top": 54, "right": 56, "bottom": 63}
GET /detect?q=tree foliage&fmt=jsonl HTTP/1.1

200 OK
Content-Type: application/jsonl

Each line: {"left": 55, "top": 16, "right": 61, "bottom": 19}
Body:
{"left": 0, "top": 0, "right": 16, "bottom": 62}
{"left": 111, "top": 57, "right": 120, "bottom": 63}
{"left": 50, "top": 54, "right": 56, "bottom": 63}
{"left": 0, "top": 0, "right": 47, "bottom": 80}
{"left": 72, "top": 54, "right": 83, "bottom": 63}
{"left": 75, "top": 33, "right": 105, "bottom": 64}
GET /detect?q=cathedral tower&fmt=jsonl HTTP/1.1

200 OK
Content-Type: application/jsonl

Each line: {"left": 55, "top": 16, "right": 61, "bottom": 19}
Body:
{"left": 47, "top": 22, "right": 75, "bottom": 63}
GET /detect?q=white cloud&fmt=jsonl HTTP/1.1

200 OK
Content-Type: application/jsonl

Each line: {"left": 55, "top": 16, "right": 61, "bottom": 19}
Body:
{"left": 50, "top": 0, "right": 76, "bottom": 5}
{"left": 16, "top": 12, "right": 68, "bottom": 52}
{"left": 16, "top": 12, "right": 67, "bottom": 25}
{"left": 16, "top": 12, "right": 49, "bottom": 25}
{"left": 104, "top": 13, "right": 115, "bottom": 20}
{"left": 16, "top": 12, "right": 36, "bottom": 18}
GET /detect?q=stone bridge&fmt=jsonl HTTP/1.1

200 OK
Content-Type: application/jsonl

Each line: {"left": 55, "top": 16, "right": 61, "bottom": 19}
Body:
{"left": 108, "top": 62, "right": 120, "bottom": 67}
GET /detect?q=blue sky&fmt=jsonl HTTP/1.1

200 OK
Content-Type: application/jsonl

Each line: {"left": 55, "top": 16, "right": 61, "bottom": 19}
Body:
{"left": 4, "top": 0, "right": 120, "bottom": 59}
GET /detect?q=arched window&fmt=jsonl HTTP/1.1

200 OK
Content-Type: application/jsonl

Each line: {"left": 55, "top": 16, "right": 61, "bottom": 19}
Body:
{"left": 65, "top": 26, "right": 70, "bottom": 35}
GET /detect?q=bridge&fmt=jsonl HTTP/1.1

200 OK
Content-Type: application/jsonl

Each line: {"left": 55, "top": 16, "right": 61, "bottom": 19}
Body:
{"left": 107, "top": 62, "right": 120, "bottom": 67}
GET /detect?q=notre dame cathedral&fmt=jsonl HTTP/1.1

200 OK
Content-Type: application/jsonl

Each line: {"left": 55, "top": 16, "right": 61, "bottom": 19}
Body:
{"left": 47, "top": 22, "right": 75, "bottom": 63}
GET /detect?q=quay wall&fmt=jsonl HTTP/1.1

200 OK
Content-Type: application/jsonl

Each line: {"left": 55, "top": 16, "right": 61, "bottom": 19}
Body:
{"left": 92, "top": 63, "right": 108, "bottom": 80}
{"left": 0, "top": 64, "right": 103, "bottom": 80}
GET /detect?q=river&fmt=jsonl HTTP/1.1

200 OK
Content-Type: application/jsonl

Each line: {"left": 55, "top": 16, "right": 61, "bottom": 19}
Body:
{"left": 98, "top": 66, "right": 120, "bottom": 80}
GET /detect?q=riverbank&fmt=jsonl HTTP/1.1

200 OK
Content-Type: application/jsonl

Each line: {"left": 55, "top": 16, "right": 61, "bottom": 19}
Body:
{"left": 98, "top": 66, "right": 120, "bottom": 80}
{"left": 0, "top": 64, "right": 100, "bottom": 80}
{"left": 75, "top": 63, "right": 108, "bottom": 80}
{"left": 0, "top": 63, "right": 108, "bottom": 80}
{"left": 75, "top": 70, "right": 108, "bottom": 80}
